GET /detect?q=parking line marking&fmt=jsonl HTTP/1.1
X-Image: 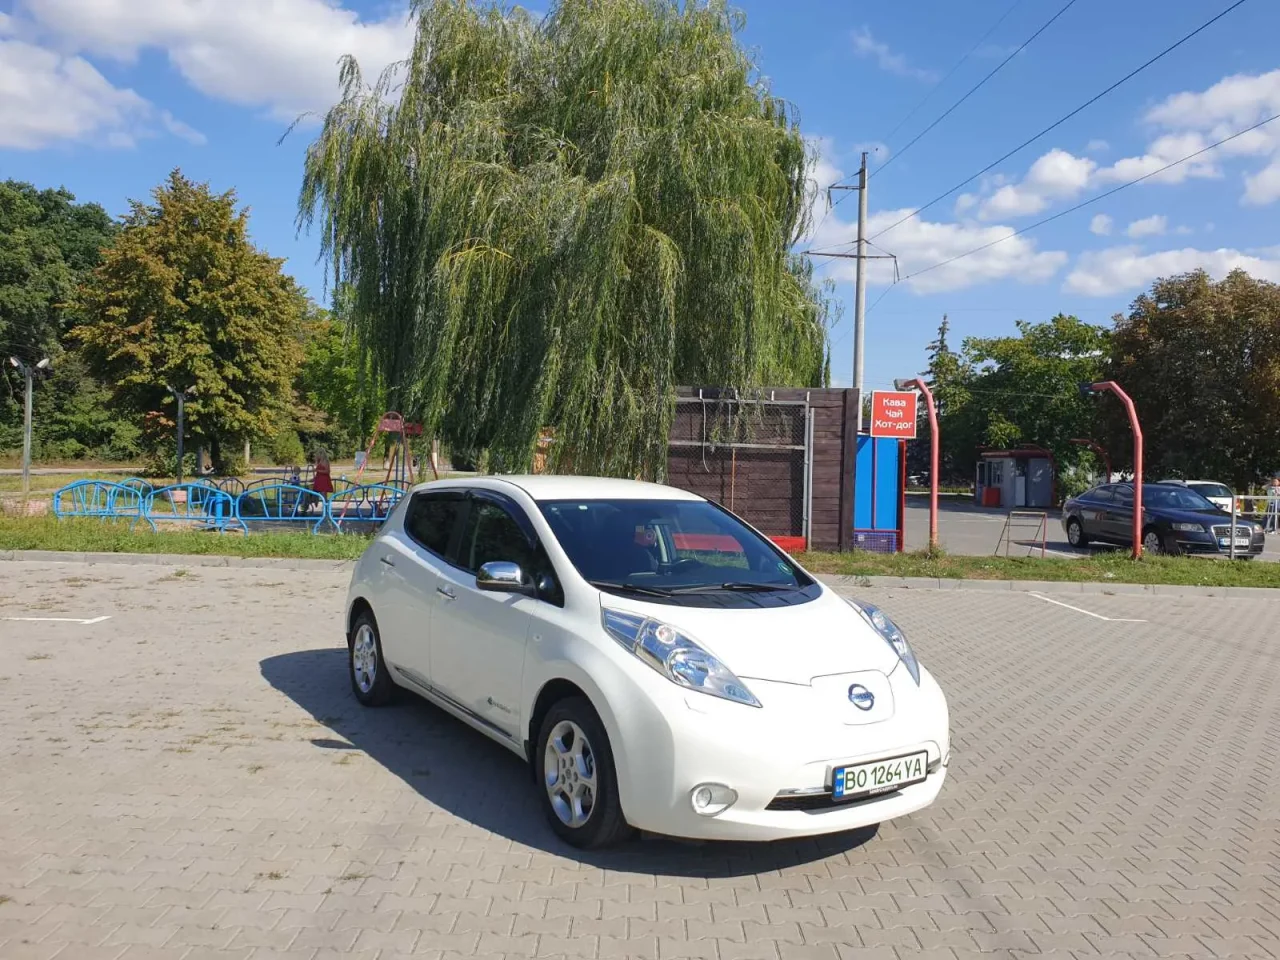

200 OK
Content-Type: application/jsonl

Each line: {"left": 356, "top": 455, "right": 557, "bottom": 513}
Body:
{"left": 1028, "top": 594, "right": 1147, "bottom": 623}
{"left": 2, "top": 616, "right": 112, "bottom": 625}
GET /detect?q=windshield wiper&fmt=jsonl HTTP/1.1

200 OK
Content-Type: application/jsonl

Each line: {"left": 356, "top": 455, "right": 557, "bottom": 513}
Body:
{"left": 670, "top": 581, "right": 795, "bottom": 594}
{"left": 587, "top": 580, "right": 675, "bottom": 599}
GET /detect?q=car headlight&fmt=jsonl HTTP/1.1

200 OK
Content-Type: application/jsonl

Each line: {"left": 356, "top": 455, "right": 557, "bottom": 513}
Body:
{"left": 602, "top": 609, "right": 761, "bottom": 707}
{"left": 1171, "top": 522, "right": 1206, "bottom": 533}
{"left": 845, "top": 599, "right": 920, "bottom": 685}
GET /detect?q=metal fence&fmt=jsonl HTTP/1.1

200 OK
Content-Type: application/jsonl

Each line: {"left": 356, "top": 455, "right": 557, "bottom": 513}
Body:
{"left": 665, "top": 394, "right": 813, "bottom": 551}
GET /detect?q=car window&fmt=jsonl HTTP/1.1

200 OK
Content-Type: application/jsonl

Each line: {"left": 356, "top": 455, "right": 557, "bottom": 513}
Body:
{"left": 1087, "top": 487, "right": 1114, "bottom": 503}
{"left": 540, "top": 498, "right": 812, "bottom": 594}
{"left": 1112, "top": 486, "right": 1134, "bottom": 506}
{"left": 458, "top": 499, "right": 565, "bottom": 605}
{"left": 461, "top": 500, "right": 538, "bottom": 573}
{"left": 404, "top": 492, "right": 465, "bottom": 557}
{"left": 1144, "top": 485, "right": 1216, "bottom": 510}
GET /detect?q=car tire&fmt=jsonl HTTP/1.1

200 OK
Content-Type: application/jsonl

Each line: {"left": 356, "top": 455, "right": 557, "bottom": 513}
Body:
{"left": 349, "top": 609, "right": 396, "bottom": 707}
{"left": 534, "top": 696, "right": 632, "bottom": 849}
{"left": 1066, "top": 517, "right": 1089, "bottom": 547}
{"left": 1142, "top": 527, "right": 1171, "bottom": 556}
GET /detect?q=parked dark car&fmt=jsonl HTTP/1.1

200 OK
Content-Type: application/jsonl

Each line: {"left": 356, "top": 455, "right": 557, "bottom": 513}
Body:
{"left": 1062, "top": 482, "right": 1264, "bottom": 557}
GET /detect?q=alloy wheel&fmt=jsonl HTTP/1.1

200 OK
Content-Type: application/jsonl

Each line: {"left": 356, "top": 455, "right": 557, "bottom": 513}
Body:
{"left": 352, "top": 623, "right": 378, "bottom": 694}
{"left": 543, "top": 719, "right": 598, "bottom": 828}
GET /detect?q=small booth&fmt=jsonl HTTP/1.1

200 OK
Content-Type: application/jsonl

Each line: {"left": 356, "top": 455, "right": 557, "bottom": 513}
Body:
{"left": 975, "top": 447, "right": 1055, "bottom": 508}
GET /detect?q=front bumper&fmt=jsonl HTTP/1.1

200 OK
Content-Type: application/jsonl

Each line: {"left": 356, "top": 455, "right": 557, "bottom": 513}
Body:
{"left": 1173, "top": 528, "right": 1265, "bottom": 556}
{"left": 611, "top": 664, "right": 951, "bottom": 842}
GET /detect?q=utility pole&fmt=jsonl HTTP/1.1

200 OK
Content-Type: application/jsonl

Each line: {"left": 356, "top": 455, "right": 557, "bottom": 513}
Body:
{"left": 166, "top": 385, "right": 197, "bottom": 485}
{"left": 853, "top": 152, "right": 869, "bottom": 433}
{"left": 8, "top": 356, "right": 50, "bottom": 510}
{"left": 803, "top": 153, "right": 895, "bottom": 434}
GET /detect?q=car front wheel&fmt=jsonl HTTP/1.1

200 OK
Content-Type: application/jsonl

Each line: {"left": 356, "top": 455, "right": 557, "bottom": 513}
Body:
{"left": 1066, "top": 517, "right": 1089, "bottom": 547}
{"left": 535, "top": 697, "right": 631, "bottom": 849}
{"left": 1142, "top": 527, "right": 1172, "bottom": 556}
{"left": 349, "top": 609, "right": 396, "bottom": 706}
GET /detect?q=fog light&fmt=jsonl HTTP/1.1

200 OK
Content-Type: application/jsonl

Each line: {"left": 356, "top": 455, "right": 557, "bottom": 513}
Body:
{"left": 690, "top": 783, "right": 737, "bottom": 816}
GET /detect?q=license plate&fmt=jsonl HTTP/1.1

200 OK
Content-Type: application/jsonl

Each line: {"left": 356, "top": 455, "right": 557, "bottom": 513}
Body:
{"left": 1219, "top": 538, "right": 1251, "bottom": 548}
{"left": 831, "top": 751, "right": 929, "bottom": 801}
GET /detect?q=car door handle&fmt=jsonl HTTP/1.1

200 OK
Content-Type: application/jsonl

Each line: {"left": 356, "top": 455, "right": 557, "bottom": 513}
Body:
{"left": 436, "top": 585, "right": 457, "bottom": 601}
{"left": 379, "top": 555, "right": 396, "bottom": 567}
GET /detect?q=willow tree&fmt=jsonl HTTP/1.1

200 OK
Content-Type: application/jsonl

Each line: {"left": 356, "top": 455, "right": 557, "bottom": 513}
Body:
{"left": 298, "top": 0, "right": 831, "bottom": 477}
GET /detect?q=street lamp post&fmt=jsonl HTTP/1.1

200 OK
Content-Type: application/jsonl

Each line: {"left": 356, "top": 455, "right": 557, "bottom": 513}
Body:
{"left": 165, "top": 385, "right": 197, "bottom": 486}
{"left": 895, "top": 376, "right": 939, "bottom": 553}
{"left": 9, "top": 356, "right": 51, "bottom": 509}
{"left": 1080, "top": 381, "right": 1144, "bottom": 559}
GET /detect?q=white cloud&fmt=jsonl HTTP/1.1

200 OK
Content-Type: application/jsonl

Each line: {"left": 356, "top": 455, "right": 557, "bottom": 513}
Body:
{"left": 978, "top": 149, "right": 1095, "bottom": 219}
{"left": 851, "top": 26, "right": 937, "bottom": 83}
{"left": 1065, "top": 245, "right": 1280, "bottom": 296}
{"left": 1085, "top": 139, "right": 1109, "bottom": 154}
{"left": 159, "top": 109, "right": 206, "bottom": 146}
{"left": 1145, "top": 69, "right": 1280, "bottom": 130}
{"left": 0, "top": 11, "right": 13, "bottom": 35}
{"left": 806, "top": 139, "right": 1066, "bottom": 293}
{"left": 1089, "top": 214, "right": 1112, "bottom": 236}
{"left": 1125, "top": 215, "right": 1167, "bottom": 239}
{"left": 0, "top": 38, "right": 157, "bottom": 149}
{"left": 1243, "top": 160, "right": 1280, "bottom": 206}
{"left": 16, "top": 0, "right": 415, "bottom": 121}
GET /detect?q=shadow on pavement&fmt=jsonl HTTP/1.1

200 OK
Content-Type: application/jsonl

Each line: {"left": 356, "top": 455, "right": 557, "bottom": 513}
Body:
{"left": 260, "top": 647, "right": 877, "bottom": 876}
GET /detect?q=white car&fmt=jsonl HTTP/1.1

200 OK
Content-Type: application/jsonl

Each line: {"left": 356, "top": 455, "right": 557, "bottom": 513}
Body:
{"left": 343, "top": 475, "right": 950, "bottom": 847}
{"left": 1159, "top": 479, "right": 1234, "bottom": 513}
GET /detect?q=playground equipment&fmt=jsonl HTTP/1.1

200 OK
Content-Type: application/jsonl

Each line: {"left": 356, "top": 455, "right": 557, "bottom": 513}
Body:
{"left": 351, "top": 412, "right": 439, "bottom": 489}
{"left": 51, "top": 476, "right": 406, "bottom": 536}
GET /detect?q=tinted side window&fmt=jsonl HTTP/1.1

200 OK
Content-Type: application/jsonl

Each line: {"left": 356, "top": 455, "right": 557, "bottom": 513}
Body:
{"left": 404, "top": 493, "right": 464, "bottom": 557}
{"left": 461, "top": 501, "right": 538, "bottom": 573}
{"left": 460, "top": 500, "right": 563, "bottom": 605}
{"left": 1112, "top": 486, "right": 1134, "bottom": 506}
{"left": 1088, "top": 487, "right": 1114, "bottom": 504}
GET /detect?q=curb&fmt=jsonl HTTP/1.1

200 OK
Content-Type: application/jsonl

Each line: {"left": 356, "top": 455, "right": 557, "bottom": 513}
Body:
{"left": 0, "top": 550, "right": 355, "bottom": 571}
{"left": 1, "top": 550, "right": 1276, "bottom": 600}
{"left": 815, "top": 573, "right": 1280, "bottom": 601}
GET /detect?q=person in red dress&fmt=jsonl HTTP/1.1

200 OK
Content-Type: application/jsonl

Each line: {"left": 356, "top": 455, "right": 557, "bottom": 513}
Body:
{"left": 312, "top": 452, "right": 334, "bottom": 496}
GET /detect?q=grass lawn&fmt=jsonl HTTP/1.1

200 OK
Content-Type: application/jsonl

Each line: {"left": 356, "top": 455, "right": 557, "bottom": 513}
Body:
{"left": 0, "top": 517, "right": 370, "bottom": 560}
{"left": 1, "top": 516, "right": 1278, "bottom": 586}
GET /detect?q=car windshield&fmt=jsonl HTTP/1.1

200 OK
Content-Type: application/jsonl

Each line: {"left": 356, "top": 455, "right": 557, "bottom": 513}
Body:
{"left": 1144, "top": 485, "right": 1217, "bottom": 510}
{"left": 1189, "top": 482, "right": 1231, "bottom": 499}
{"left": 538, "top": 498, "right": 811, "bottom": 596}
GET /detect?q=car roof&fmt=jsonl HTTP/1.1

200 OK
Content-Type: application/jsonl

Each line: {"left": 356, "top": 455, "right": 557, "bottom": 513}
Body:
{"left": 408, "top": 474, "right": 705, "bottom": 503}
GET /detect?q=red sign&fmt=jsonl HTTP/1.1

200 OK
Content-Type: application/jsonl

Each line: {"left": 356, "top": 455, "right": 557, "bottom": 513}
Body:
{"left": 869, "top": 390, "right": 918, "bottom": 439}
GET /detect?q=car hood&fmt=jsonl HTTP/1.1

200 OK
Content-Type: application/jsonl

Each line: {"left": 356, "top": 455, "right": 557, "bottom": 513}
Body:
{"left": 1154, "top": 506, "right": 1242, "bottom": 525}
{"left": 597, "top": 588, "right": 900, "bottom": 684}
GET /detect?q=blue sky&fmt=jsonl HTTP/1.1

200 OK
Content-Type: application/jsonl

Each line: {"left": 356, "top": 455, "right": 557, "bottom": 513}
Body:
{"left": 3, "top": 0, "right": 1279, "bottom": 392}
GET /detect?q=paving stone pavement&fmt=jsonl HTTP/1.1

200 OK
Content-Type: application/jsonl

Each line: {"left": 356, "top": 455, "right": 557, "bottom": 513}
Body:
{"left": 1, "top": 560, "right": 1278, "bottom": 960}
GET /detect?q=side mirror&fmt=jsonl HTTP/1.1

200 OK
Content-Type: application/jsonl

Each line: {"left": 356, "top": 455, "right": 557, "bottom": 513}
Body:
{"left": 476, "top": 561, "right": 535, "bottom": 597}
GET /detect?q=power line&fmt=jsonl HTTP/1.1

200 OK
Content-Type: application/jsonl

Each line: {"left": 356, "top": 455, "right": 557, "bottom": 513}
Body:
{"left": 897, "top": 112, "right": 1280, "bottom": 284}
{"left": 877, "top": 0, "right": 1030, "bottom": 153}
{"left": 873, "top": 0, "right": 1078, "bottom": 179}
{"left": 869, "top": 0, "right": 1252, "bottom": 243}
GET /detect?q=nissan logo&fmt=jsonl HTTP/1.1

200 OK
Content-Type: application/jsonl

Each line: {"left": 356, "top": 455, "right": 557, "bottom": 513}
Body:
{"left": 848, "top": 684, "right": 875, "bottom": 711}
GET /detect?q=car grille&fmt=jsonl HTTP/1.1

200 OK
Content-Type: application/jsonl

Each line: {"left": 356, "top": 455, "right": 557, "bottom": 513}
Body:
{"left": 1212, "top": 525, "right": 1256, "bottom": 538}
{"left": 766, "top": 789, "right": 903, "bottom": 812}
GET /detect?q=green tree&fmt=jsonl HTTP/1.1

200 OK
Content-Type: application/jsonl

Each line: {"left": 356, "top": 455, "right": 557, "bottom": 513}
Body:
{"left": 294, "top": 289, "right": 383, "bottom": 457}
{"left": 0, "top": 180, "right": 123, "bottom": 458}
{"left": 908, "top": 315, "right": 971, "bottom": 483}
{"left": 1107, "top": 269, "right": 1280, "bottom": 487}
{"left": 297, "top": 0, "right": 831, "bottom": 478}
{"left": 934, "top": 314, "right": 1109, "bottom": 487}
{"left": 74, "top": 170, "right": 306, "bottom": 473}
